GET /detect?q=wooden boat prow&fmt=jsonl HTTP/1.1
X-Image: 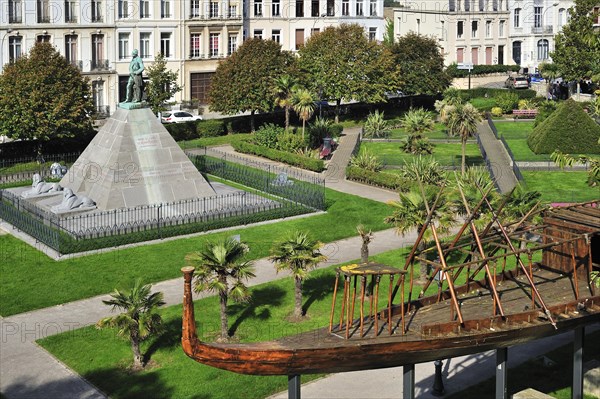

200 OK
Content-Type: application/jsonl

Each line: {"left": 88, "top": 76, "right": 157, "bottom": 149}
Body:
{"left": 181, "top": 201, "right": 600, "bottom": 376}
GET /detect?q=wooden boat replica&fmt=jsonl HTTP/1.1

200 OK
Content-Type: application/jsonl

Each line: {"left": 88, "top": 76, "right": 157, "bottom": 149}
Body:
{"left": 181, "top": 196, "right": 600, "bottom": 376}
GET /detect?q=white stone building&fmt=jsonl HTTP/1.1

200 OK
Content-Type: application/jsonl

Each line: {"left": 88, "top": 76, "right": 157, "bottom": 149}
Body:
{"left": 1, "top": 0, "right": 385, "bottom": 114}
{"left": 393, "top": 0, "right": 576, "bottom": 71}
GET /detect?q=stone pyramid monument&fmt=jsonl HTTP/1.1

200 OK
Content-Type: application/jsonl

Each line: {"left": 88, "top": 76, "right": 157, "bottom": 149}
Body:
{"left": 60, "top": 107, "right": 216, "bottom": 210}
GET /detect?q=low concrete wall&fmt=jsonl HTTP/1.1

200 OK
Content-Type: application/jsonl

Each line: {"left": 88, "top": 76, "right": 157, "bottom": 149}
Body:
{"left": 452, "top": 74, "right": 508, "bottom": 89}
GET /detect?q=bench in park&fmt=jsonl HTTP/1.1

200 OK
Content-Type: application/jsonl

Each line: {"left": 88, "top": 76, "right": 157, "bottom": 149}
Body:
{"left": 512, "top": 109, "right": 538, "bottom": 119}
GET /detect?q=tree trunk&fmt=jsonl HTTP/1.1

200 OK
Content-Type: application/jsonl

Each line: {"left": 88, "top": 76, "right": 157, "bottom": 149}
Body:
{"left": 361, "top": 241, "right": 369, "bottom": 263}
{"left": 301, "top": 119, "right": 306, "bottom": 140}
{"left": 250, "top": 110, "right": 256, "bottom": 132}
{"left": 130, "top": 329, "right": 143, "bottom": 370}
{"left": 417, "top": 237, "right": 428, "bottom": 282}
{"left": 219, "top": 275, "right": 229, "bottom": 340}
{"left": 335, "top": 99, "right": 341, "bottom": 124}
{"left": 219, "top": 291, "right": 229, "bottom": 340}
{"left": 294, "top": 276, "right": 303, "bottom": 318}
{"left": 461, "top": 138, "right": 467, "bottom": 174}
{"left": 285, "top": 106, "right": 290, "bottom": 130}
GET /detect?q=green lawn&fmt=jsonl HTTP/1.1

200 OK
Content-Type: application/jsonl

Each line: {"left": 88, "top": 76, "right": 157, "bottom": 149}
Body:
{"left": 360, "top": 142, "right": 484, "bottom": 168}
{"left": 387, "top": 123, "right": 452, "bottom": 140}
{"left": 493, "top": 121, "right": 552, "bottom": 162}
{"left": 0, "top": 188, "right": 393, "bottom": 317}
{"left": 469, "top": 97, "right": 497, "bottom": 111}
{"left": 521, "top": 171, "right": 600, "bottom": 203}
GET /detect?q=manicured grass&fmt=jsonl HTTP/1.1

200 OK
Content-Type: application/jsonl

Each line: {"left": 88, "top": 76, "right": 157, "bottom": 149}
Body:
{"left": 493, "top": 121, "right": 552, "bottom": 162}
{"left": 0, "top": 188, "right": 392, "bottom": 317}
{"left": 38, "top": 245, "right": 507, "bottom": 399}
{"left": 469, "top": 97, "right": 497, "bottom": 111}
{"left": 386, "top": 123, "right": 453, "bottom": 140}
{"left": 360, "top": 142, "right": 484, "bottom": 168}
{"left": 521, "top": 171, "right": 600, "bottom": 203}
{"left": 446, "top": 330, "right": 600, "bottom": 399}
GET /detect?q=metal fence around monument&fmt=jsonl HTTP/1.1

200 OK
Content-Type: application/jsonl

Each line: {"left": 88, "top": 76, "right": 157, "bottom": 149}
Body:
{"left": 0, "top": 152, "right": 326, "bottom": 254}
{"left": 187, "top": 149, "right": 326, "bottom": 210}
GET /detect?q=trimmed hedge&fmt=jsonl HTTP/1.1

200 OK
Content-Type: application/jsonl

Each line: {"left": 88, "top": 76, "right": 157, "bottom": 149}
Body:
{"left": 447, "top": 63, "right": 520, "bottom": 78}
{"left": 231, "top": 140, "right": 325, "bottom": 172}
{"left": 459, "top": 88, "right": 537, "bottom": 100}
{"left": 197, "top": 120, "right": 226, "bottom": 137}
{"left": 527, "top": 99, "right": 600, "bottom": 154}
{"left": 346, "top": 166, "right": 411, "bottom": 191}
{"left": 165, "top": 120, "right": 226, "bottom": 141}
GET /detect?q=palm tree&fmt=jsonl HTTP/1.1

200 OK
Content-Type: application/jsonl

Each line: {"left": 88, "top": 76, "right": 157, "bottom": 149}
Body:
{"left": 401, "top": 108, "right": 435, "bottom": 136}
{"left": 449, "top": 167, "right": 499, "bottom": 231}
{"left": 97, "top": 279, "right": 165, "bottom": 370}
{"left": 446, "top": 102, "right": 482, "bottom": 174}
{"left": 185, "top": 237, "right": 256, "bottom": 341}
{"left": 273, "top": 75, "right": 298, "bottom": 130}
{"left": 357, "top": 224, "right": 374, "bottom": 263}
{"left": 385, "top": 186, "right": 455, "bottom": 282}
{"left": 291, "top": 88, "right": 316, "bottom": 140}
{"left": 269, "top": 231, "right": 327, "bottom": 319}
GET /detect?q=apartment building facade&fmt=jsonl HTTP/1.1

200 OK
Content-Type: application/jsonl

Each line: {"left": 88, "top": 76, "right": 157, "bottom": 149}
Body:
{"left": 1, "top": 0, "right": 384, "bottom": 115}
{"left": 393, "top": 0, "right": 574, "bottom": 71}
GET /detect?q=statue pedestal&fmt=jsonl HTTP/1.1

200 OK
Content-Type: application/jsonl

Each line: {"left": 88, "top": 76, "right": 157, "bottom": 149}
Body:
{"left": 118, "top": 101, "right": 147, "bottom": 110}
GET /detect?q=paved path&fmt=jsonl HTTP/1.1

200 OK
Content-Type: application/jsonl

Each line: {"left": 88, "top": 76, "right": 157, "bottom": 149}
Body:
{"left": 476, "top": 121, "right": 519, "bottom": 194}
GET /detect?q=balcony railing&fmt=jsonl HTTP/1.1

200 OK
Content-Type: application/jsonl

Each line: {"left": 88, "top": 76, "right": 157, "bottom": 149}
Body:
{"left": 188, "top": 13, "right": 241, "bottom": 19}
{"left": 531, "top": 25, "right": 553, "bottom": 34}
{"left": 91, "top": 59, "right": 110, "bottom": 70}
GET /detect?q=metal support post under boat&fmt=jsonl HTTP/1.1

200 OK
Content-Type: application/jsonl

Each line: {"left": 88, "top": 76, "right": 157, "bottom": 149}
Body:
{"left": 573, "top": 327, "right": 584, "bottom": 399}
{"left": 288, "top": 375, "right": 301, "bottom": 399}
{"left": 432, "top": 360, "right": 445, "bottom": 396}
{"left": 496, "top": 347, "right": 508, "bottom": 399}
{"left": 403, "top": 364, "right": 415, "bottom": 399}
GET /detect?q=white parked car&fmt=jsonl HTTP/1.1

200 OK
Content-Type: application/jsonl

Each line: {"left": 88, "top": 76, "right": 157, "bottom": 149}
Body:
{"left": 161, "top": 111, "right": 203, "bottom": 123}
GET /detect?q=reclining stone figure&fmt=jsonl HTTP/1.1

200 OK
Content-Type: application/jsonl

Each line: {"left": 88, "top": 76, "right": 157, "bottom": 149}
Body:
{"left": 22, "top": 173, "right": 63, "bottom": 198}
{"left": 52, "top": 188, "right": 96, "bottom": 213}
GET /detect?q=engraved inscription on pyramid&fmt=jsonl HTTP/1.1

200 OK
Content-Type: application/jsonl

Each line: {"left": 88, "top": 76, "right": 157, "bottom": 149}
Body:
{"left": 60, "top": 107, "right": 215, "bottom": 210}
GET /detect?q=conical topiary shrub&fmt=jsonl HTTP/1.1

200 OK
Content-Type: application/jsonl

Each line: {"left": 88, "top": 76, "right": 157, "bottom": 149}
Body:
{"left": 527, "top": 99, "right": 600, "bottom": 154}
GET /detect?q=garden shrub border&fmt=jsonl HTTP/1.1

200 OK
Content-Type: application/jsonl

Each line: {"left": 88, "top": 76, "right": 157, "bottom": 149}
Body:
{"left": 346, "top": 166, "right": 411, "bottom": 191}
{"left": 231, "top": 140, "right": 325, "bottom": 172}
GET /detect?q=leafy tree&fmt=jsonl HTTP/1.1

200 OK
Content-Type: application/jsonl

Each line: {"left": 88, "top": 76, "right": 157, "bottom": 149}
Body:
{"left": 291, "top": 87, "right": 316, "bottom": 139}
{"left": 382, "top": 18, "right": 395, "bottom": 47}
{"left": 298, "top": 24, "right": 399, "bottom": 123}
{"left": 385, "top": 185, "right": 455, "bottom": 282}
{"left": 96, "top": 279, "right": 165, "bottom": 370}
{"left": 272, "top": 74, "right": 298, "bottom": 130}
{"left": 446, "top": 103, "right": 482, "bottom": 174}
{"left": 209, "top": 38, "right": 294, "bottom": 131}
{"left": 185, "top": 238, "right": 256, "bottom": 341}
{"left": 390, "top": 33, "right": 451, "bottom": 97}
{"left": 269, "top": 231, "right": 327, "bottom": 319}
{"left": 0, "top": 42, "right": 94, "bottom": 154}
{"left": 363, "top": 110, "right": 391, "bottom": 138}
{"left": 145, "top": 53, "right": 182, "bottom": 114}
{"left": 551, "top": 0, "right": 600, "bottom": 82}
